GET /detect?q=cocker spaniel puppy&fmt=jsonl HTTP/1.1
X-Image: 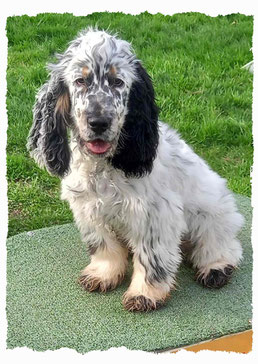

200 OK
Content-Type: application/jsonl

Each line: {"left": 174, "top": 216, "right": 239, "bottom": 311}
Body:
{"left": 27, "top": 28, "right": 244, "bottom": 312}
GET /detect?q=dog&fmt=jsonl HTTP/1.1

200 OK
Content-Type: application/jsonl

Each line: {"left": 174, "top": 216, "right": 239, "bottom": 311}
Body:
{"left": 27, "top": 28, "right": 244, "bottom": 312}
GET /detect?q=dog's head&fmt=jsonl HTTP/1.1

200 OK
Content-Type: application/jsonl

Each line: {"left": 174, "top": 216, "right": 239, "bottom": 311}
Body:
{"left": 27, "top": 28, "right": 159, "bottom": 178}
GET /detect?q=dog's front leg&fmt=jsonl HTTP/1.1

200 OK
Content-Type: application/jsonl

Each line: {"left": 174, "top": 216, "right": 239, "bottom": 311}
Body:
{"left": 122, "top": 254, "right": 172, "bottom": 312}
{"left": 123, "top": 205, "right": 185, "bottom": 312}
{"left": 79, "top": 227, "right": 128, "bottom": 292}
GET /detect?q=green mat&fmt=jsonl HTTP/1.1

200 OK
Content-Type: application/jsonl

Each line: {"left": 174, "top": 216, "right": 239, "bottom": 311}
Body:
{"left": 6, "top": 194, "right": 252, "bottom": 353}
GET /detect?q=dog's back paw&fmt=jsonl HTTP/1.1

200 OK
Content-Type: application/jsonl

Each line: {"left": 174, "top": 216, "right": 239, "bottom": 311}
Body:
{"left": 196, "top": 265, "right": 235, "bottom": 288}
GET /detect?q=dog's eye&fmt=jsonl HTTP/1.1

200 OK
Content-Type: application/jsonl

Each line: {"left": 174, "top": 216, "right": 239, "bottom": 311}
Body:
{"left": 113, "top": 78, "right": 124, "bottom": 87}
{"left": 108, "top": 76, "right": 124, "bottom": 88}
{"left": 75, "top": 74, "right": 93, "bottom": 88}
{"left": 113, "top": 78, "right": 124, "bottom": 88}
{"left": 75, "top": 78, "right": 85, "bottom": 86}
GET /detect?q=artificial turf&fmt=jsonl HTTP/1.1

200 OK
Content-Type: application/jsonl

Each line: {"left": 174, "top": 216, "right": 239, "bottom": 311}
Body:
{"left": 6, "top": 194, "right": 252, "bottom": 353}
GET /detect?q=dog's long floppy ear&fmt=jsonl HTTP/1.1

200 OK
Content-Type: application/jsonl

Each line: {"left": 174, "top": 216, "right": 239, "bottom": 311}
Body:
{"left": 27, "top": 76, "right": 71, "bottom": 177}
{"left": 110, "top": 61, "right": 159, "bottom": 178}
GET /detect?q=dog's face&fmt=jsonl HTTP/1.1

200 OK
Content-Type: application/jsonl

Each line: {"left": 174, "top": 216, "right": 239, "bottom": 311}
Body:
{"left": 63, "top": 31, "right": 137, "bottom": 158}
{"left": 27, "top": 28, "right": 159, "bottom": 178}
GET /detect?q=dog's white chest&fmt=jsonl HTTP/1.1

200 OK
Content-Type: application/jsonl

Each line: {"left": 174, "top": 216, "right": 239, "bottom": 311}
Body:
{"left": 94, "top": 176, "right": 111, "bottom": 196}
{"left": 62, "top": 171, "right": 125, "bottom": 223}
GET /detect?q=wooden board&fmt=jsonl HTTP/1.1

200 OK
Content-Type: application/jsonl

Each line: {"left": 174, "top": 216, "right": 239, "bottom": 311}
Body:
{"left": 171, "top": 330, "right": 252, "bottom": 353}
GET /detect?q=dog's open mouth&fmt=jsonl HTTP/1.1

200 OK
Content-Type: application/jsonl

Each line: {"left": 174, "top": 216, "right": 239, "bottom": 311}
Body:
{"left": 85, "top": 139, "right": 112, "bottom": 155}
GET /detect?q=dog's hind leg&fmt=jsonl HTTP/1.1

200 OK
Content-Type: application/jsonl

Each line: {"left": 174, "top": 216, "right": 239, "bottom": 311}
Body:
{"left": 186, "top": 194, "right": 244, "bottom": 288}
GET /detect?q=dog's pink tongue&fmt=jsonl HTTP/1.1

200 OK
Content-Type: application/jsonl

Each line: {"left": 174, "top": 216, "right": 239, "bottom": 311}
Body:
{"left": 86, "top": 140, "right": 111, "bottom": 154}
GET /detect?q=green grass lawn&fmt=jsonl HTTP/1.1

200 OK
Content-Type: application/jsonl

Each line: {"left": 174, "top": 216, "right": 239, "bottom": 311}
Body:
{"left": 7, "top": 12, "right": 253, "bottom": 237}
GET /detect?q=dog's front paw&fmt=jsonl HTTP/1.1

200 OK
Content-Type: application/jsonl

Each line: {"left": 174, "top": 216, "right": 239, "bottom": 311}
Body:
{"left": 196, "top": 265, "right": 234, "bottom": 288}
{"left": 79, "top": 273, "right": 100, "bottom": 292}
{"left": 79, "top": 273, "right": 124, "bottom": 292}
{"left": 122, "top": 293, "right": 165, "bottom": 312}
{"left": 79, "top": 263, "right": 124, "bottom": 292}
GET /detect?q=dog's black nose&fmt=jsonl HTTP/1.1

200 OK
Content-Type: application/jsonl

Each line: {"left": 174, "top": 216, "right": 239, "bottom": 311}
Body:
{"left": 88, "top": 117, "right": 112, "bottom": 134}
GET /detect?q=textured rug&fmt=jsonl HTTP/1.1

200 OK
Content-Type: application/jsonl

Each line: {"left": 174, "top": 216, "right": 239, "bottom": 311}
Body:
{"left": 6, "top": 194, "right": 252, "bottom": 353}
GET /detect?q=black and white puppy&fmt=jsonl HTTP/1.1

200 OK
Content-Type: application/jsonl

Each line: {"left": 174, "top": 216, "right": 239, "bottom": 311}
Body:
{"left": 27, "top": 28, "right": 244, "bottom": 312}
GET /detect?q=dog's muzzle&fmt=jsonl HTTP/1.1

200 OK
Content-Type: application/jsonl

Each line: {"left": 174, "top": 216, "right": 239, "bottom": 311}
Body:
{"left": 85, "top": 115, "right": 113, "bottom": 155}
